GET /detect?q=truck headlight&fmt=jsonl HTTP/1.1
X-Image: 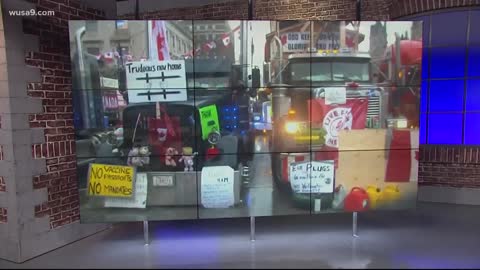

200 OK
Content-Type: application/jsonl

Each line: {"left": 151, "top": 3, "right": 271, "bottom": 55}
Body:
{"left": 285, "top": 121, "right": 300, "bottom": 134}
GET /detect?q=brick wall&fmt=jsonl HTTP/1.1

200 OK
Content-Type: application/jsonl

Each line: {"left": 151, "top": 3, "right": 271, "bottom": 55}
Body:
{"left": 23, "top": 0, "right": 104, "bottom": 229}
{"left": 120, "top": 0, "right": 248, "bottom": 20}
{"left": 390, "top": 0, "right": 480, "bottom": 18}
{"left": 419, "top": 146, "right": 480, "bottom": 188}
{"left": 254, "top": 0, "right": 356, "bottom": 20}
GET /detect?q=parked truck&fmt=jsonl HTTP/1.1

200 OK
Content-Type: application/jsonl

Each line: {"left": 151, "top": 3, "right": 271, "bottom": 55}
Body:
{"left": 266, "top": 48, "right": 388, "bottom": 210}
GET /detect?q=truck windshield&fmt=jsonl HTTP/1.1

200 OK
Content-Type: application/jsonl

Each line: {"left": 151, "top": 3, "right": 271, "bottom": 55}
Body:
{"left": 288, "top": 58, "right": 371, "bottom": 84}
{"left": 188, "top": 76, "right": 230, "bottom": 89}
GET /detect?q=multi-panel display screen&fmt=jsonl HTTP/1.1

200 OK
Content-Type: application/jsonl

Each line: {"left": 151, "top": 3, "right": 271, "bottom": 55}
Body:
{"left": 69, "top": 20, "right": 421, "bottom": 223}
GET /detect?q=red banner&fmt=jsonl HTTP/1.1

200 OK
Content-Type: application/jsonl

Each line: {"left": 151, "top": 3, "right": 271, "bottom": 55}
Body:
{"left": 308, "top": 98, "right": 368, "bottom": 148}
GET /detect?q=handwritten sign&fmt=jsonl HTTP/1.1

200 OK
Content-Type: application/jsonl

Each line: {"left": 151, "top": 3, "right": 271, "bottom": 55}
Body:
{"left": 325, "top": 87, "right": 346, "bottom": 105}
{"left": 201, "top": 166, "right": 234, "bottom": 208}
{"left": 87, "top": 164, "right": 135, "bottom": 198}
{"left": 126, "top": 60, "right": 187, "bottom": 103}
{"left": 199, "top": 105, "right": 220, "bottom": 140}
{"left": 104, "top": 173, "right": 147, "bottom": 208}
{"left": 289, "top": 161, "right": 335, "bottom": 194}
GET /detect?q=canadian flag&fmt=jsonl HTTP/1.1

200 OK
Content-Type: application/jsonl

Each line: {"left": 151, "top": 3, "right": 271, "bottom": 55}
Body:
{"left": 208, "top": 40, "right": 216, "bottom": 49}
{"left": 221, "top": 25, "right": 240, "bottom": 47}
{"left": 222, "top": 34, "right": 231, "bottom": 47}
{"left": 385, "top": 129, "right": 420, "bottom": 182}
{"left": 149, "top": 20, "right": 170, "bottom": 61}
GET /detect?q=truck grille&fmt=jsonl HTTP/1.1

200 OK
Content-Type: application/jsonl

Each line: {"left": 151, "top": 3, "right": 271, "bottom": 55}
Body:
{"left": 367, "top": 95, "right": 381, "bottom": 118}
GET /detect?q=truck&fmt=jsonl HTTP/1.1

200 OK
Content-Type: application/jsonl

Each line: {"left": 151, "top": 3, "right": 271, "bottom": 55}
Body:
{"left": 266, "top": 48, "right": 389, "bottom": 210}
{"left": 376, "top": 34, "right": 422, "bottom": 128}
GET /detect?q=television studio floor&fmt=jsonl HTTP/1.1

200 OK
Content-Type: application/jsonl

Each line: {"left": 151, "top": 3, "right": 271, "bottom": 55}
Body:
{"left": 1, "top": 202, "right": 480, "bottom": 269}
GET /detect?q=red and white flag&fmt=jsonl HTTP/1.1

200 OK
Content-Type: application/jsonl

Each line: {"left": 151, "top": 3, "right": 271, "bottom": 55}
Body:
{"left": 222, "top": 34, "right": 231, "bottom": 47}
{"left": 385, "top": 129, "right": 420, "bottom": 182}
{"left": 208, "top": 40, "right": 216, "bottom": 49}
{"left": 308, "top": 98, "right": 368, "bottom": 148}
{"left": 221, "top": 25, "right": 240, "bottom": 47}
{"left": 149, "top": 20, "right": 170, "bottom": 61}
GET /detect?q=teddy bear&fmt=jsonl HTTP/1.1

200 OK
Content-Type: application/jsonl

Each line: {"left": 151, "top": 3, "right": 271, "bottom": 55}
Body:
{"left": 178, "top": 147, "right": 197, "bottom": 172}
{"left": 165, "top": 147, "right": 178, "bottom": 167}
{"left": 127, "top": 146, "right": 150, "bottom": 167}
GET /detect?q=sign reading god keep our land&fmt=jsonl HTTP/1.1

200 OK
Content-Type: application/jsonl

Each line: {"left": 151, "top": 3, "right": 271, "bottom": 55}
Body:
{"left": 289, "top": 161, "right": 335, "bottom": 194}
{"left": 201, "top": 166, "right": 234, "bottom": 208}
{"left": 126, "top": 60, "right": 187, "bottom": 103}
{"left": 88, "top": 164, "right": 136, "bottom": 198}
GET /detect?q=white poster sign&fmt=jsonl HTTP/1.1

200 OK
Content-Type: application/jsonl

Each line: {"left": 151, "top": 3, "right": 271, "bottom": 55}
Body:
{"left": 126, "top": 60, "right": 187, "bottom": 103}
{"left": 316, "top": 32, "right": 340, "bottom": 50}
{"left": 201, "top": 166, "right": 234, "bottom": 208}
{"left": 104, "top": 173, "right": 148, "bottom": 208}
{"left": 281, "top": 32, "right": 310, "bottom": 52}
{"left": 289, "top": 161, "right": 335, "bottom": 194}
{"left": 325, "top": 87, "right": 347, "bottom": 105}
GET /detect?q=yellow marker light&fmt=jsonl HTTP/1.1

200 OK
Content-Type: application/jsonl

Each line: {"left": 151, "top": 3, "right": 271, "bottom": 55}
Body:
{"left": 294, "top": 135, "right": 320, "bottom": 141}
{"left": 288, "top": 109, "right": 296, "bottom": 115}
{"left": 285, "top": 122, "right": 300, "bottom": 134}
{"left": 398, "top": 71, "right": 403, "bottom": 79}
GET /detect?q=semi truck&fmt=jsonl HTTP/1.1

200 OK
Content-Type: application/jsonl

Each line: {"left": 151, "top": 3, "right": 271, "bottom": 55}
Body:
{"left": 266, "top": 48, "right": 389, "bottom": 210}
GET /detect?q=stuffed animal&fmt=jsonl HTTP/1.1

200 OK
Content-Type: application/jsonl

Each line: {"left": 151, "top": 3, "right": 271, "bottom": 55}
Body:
{"left": 165, "top": 147, "right": 178, "bottom": 167}
{"left": 127, "top": 146, "right": 150, "bottom": 167}
{"left": 179, "top": 147, "right": 197, "bottom": 172}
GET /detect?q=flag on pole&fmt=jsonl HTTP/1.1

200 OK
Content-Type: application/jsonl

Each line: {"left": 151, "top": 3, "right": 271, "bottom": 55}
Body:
{"left": 221, "top": 25, "right": 240, "bottom": 47}
{"left": 149, "top": 20, "right": 170, "bottom": 61}
{"left": 222, "top": 34, "right": 231, "bottom": 47}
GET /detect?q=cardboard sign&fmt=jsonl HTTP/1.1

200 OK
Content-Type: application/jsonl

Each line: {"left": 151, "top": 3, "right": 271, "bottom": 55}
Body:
{"left": 289, "top": 161, "right": 335, "bottom": 194}
{"left": 201, "top": 166, "right": 234, "bottom": 208}
{"left": 199, "top": 105, "right": 220, "bottom": 140}
{"left": 87, "top": 164, "right": 135, "bottom": 198}
{"left": 104, "top": 173, "right": 147, "bottom": 208}
{"left": 126, "top": 60, "right": 187, "bottom": 103}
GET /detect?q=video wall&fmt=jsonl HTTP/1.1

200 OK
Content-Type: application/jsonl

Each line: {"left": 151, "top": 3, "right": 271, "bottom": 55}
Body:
{"left": 69, "top": 20, "right": 421, "bottom": 223}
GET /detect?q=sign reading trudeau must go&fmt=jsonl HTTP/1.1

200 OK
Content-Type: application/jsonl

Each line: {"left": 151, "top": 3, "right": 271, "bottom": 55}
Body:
{"left": 88, "top": 163, "right": 136, "bottom": 198}
{"left": 126, "top": 60, "right": 187, "bottom": 103}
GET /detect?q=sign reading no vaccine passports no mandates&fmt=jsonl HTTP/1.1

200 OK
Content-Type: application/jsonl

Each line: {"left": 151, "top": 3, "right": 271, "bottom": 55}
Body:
{"left": 126, "top": 60, "right": 187, "bottom": 103}
{"left": 87, "top": 163, "right": 136, "bottom": 198}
